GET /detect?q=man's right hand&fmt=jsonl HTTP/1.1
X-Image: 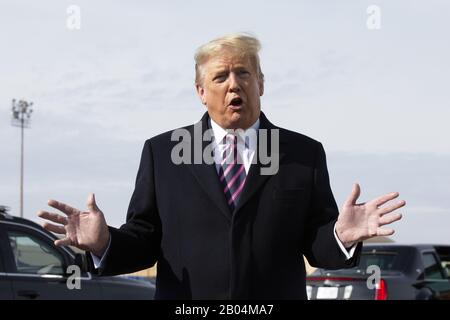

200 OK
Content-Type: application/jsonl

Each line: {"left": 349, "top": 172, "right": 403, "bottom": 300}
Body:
{"left": 37, "top": 193, "right": 110, "bottom": 257}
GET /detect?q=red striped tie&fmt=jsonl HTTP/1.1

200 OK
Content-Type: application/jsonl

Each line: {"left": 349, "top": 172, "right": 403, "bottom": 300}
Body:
{"left": 218, "top": 134, "right": 247, "bottom": 211}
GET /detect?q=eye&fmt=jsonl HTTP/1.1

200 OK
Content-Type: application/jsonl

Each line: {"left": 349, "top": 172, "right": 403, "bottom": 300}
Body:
{"left": 238, "top": 70, "right": 250, "bottom": 77}
{"left": 213, "top": 74, "right": 227, "bottom": 82}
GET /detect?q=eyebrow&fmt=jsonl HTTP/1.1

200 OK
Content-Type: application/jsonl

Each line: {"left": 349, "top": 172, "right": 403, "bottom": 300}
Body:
{"left": 212, "top": 69, "right": 228, "bottom": 75}
{"left": 211, "top": 66, "right": 249, "bottom": 75}
{"left": 234, "top": 67, "right": 250, "bottom": 73}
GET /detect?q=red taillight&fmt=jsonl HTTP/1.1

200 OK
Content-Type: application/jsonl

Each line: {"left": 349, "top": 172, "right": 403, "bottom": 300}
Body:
{"left": 374, "top": 279, "right": 388, "bottom": 300}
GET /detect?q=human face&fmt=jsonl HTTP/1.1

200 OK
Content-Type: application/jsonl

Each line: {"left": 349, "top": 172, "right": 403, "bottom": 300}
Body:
{"left": 196, "top": 53, "right": 264, "bottom": 130}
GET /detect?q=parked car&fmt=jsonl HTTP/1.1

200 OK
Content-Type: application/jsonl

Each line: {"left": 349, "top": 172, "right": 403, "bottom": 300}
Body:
{"left": 306, "top": 243, "right": 450, "bottom": 300}
{"left": 0, "top": 206, "right": 155, "bottom": 299}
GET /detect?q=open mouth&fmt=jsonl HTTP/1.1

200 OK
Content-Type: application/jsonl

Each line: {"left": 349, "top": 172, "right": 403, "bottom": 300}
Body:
{"left": 229, "top": 97, "right": 243, "bottom": 107}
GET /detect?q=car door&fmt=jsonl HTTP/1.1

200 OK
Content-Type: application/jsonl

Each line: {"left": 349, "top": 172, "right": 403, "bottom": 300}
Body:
{"left": 3, "top": 223, "right": 101, "bottom": 299}
{"left": 0, "top": 223, "right": 14, "bottom": 299}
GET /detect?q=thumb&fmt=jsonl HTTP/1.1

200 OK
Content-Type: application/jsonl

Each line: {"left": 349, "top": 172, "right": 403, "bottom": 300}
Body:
{"left": 344, "top": 183, "right": 361, "bottom": 207}
{"left": 86, "top": 193, "right": 100, "bottom": 212}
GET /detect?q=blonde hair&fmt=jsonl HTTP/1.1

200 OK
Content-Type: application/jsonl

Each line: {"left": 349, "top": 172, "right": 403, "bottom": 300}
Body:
{"left": 194, "top": 33, "right": 264, "bottom": 85}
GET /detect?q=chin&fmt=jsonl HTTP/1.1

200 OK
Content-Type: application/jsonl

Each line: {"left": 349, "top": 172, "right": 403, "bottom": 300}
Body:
{"left": 226, "top": 113, "right": 245, "bottom": 129}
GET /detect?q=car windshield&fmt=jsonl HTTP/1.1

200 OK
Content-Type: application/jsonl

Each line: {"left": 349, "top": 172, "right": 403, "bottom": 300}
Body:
{"left": 313, "top": 251, "right": 402, "bottom": 275}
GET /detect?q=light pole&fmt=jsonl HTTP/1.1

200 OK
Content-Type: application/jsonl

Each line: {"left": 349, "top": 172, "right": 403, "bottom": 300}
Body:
{"left": 11, "top": 99, "right": 33, "bottom": 218}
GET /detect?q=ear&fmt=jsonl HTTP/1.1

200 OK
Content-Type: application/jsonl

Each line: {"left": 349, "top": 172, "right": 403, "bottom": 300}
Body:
{"left": 196, "top": 84, "right": 207, "bottom": 105}
{"left": 258, "top": 77, "right": 264, "bottom": 97}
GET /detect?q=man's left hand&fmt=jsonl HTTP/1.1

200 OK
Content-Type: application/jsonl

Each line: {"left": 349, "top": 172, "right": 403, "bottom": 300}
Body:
{"left": 335, "top": 183, "right": 405, "bottom": 248}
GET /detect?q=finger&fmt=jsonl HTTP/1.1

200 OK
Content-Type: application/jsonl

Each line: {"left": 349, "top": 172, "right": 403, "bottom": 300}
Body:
{"left": 42, "top": 222, "right": 66, "bottom": 235}
{"left": 377, "top": 228, "right": 395, "bottom": 236}
{"left": 47, "top": 199, "right": 79, "bottom": 216}
{"left": 37, "top": 210, "right": 68, "bottom": 225}
{"left": 344, "top": 183, "right": 361, "bottom": 207}
{"left": 379, "top": 213, "right": 402, "bottom": 226}
{"left": 370, "top": 192, "right": 400, "bottom": 207}
{"left": 86, "top": 193, "right": 100, "bottom": 212}
{"left": 378, "top": 200, "right": 406, "bottom": 215}
{"left": 54, "top": 238, "right": 72, "bottom": 247}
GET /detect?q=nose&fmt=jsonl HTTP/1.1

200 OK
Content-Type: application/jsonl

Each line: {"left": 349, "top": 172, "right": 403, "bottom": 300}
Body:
{"left": 228, "top": 72, "right": 241, "bottom": 93}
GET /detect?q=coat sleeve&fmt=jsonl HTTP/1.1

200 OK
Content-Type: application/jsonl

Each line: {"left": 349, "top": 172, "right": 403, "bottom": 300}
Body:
{"left": 87, "top": 140, "right": 162, "bottom": 276}
{"left": 302, "top": 142, "right": 361, "bottom": 269}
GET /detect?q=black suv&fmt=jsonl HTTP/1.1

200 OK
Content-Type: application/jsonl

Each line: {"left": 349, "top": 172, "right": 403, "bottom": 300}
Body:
{"left": 0, "top": 206, "right": 155, "bottom": 299}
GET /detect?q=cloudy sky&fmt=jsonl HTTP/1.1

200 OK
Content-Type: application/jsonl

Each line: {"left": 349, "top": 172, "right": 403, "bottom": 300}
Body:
{"left": 1, "top": 0, "right": 449, "bottom": 244}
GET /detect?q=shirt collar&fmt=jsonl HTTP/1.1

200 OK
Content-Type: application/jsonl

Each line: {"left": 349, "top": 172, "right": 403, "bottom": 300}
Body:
{"left": 210, "top": 116, "right": 260, "bottom": 147}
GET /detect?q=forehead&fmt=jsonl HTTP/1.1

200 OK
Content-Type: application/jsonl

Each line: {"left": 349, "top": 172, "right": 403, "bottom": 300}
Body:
{"left": 204, "top": 53, "right": 254, "bottom": 71}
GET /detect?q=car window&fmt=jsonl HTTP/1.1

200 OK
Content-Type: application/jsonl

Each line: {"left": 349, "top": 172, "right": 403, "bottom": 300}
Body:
{"left": 434, "top": 246, "right": 450, "bottom": 279}
{"left": 442, "top": 262, "right": 450, "bottom": 278}
{"left": 359, "top": 253, "right": 398, "bottom": 271}
{"left": 7, "top": 230, "right": 65, "bottom": 276}
{"left": 422, "top": 252, "right": 445, "bottom": 280}
{"left": 314, "top": 251, "right": 401, "bottom": 275}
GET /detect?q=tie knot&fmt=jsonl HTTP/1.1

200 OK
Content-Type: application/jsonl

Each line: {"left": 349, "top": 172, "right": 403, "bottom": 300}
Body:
{"left": 222, "top": 134, "right": 237, "bottom": 146}
{"left": 220, "top": 134, "right": 238, "bottom": 162}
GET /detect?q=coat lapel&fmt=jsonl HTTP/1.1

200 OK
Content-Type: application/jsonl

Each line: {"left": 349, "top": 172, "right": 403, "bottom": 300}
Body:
{"left": 233, "top": 112, "right": 285, "bottom": 215}
{"left": 186, "top": 113, "right": 232, "bottom": 220}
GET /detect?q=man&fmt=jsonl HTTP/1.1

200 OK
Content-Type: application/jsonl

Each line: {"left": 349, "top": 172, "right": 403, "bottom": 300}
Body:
{"left": 37, "top": 33, "right": 405, "bottom": 299}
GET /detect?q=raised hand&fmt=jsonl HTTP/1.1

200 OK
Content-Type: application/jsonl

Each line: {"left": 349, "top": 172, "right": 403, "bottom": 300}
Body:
{"left": 37, "top": 193, "right": 110, "bottom": 257}
{"left": 335, "top": 183, "right": 405, "bottom": 248}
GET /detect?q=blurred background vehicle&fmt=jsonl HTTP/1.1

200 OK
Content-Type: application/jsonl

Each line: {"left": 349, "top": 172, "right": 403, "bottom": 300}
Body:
{"left": 306, "top": 243, "right": 450, "bottom": 300}
{"left": 0, "top": 206, "right": 155, "bottom": 300}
